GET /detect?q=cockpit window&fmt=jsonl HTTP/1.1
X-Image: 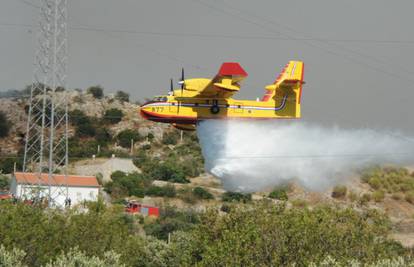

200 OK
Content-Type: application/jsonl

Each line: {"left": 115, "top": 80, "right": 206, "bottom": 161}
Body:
{"left": 152, "top": 96, "right": 168, "bottom": 102}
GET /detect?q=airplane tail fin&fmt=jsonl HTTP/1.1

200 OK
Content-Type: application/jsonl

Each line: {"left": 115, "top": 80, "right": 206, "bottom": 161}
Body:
{"left": 262, "top": 61, "right": 305, "bottom": 117}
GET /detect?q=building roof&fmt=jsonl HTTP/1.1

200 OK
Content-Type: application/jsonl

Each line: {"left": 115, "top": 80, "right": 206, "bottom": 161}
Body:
{"left": 14, "top": 172, "right": 100, "bottom": 188}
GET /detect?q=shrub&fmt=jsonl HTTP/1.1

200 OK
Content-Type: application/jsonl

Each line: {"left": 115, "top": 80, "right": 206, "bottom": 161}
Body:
{"left": 372, "top": 190, "right": 385, "bottom": 202}
{"left": 0, "top": 157, "right": 22, "bottom": 174}
{"left": 0, "top": 175, "right": 10, "bottom": 190}
{"left": 68, "top": 139, "right": 99, "bottom": 158}
{"left": 111, "top": 170, "right": 127, "bottom": 180}
{"left": 220, "top": 204, "right": 231, "bottom": 213}
{"left": 268, "top": 186, "right": 289, "bottom": 200}
{"left": 359, "top": 193, "right": 371, "bottom": 205}
{"left": 45, "top": 248, "right": 124, "bottom": 267}
{"left": 348, "top": 191, "right": 358, "bottom": 202}
{"left": 104, "top": 108, "right": 123, "bottom": 124}
{"left": 162, "top": 131, "right": 180, "bottom": 145}
{"left": 178, "top": 187, "right": 197, "bottom": 204}
{"left": 193, "top": 187, "right": 214, "bottom": 200}
{"left": 146, "top": 184, "right": 176, "bottom": 198}
{"left": 368, "top": 177, "right": 382, "bottom": 190}
{"left": 0, "top": 112, "right": 11, "bottom": 138}
{"left": 69, "top": 110, "right": 96, "bottom": 137}
{"left": 222, "top": 191, "right": 251, "bottom": 203}
{"left": 188, "top": 203, "right": 404, "bottom": 266}
{"left": 144, "top": 206, "right": 199, "bottom": 241}
{"left": 405, "top": 191, "right": 414, "bottom": 204}
{"left": 291, "top": 199, "right": 308, "bottom": 208}
{"left": 87, "top": 85, "right": 104, "bottom": 99}
{"left": 0, "top": 245, "right": 26, "bottom": 267}
{"left": 116, "top": 129, "right": 141, "bottom": 148}
{"left": 95, "top": 127, "right": 112, "bottom": 145}
{"left": 105, "top": 172, "right": 151, "bottom": 198}
{"left": 115, "top": 90, "right": 129, "bottom": 102}
{"left": 332, "top": 185, "right": 347, "bottom": 199}
{"left": 147, "top": 133, "right": 154, "bottom": 141}
{"left": 148, "top": 162, "right": 189, "bottom": 183}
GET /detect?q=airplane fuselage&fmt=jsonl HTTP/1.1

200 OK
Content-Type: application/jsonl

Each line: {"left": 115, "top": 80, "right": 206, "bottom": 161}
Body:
{"left": 140, "top": 94, "right": 297, "bottom": 125}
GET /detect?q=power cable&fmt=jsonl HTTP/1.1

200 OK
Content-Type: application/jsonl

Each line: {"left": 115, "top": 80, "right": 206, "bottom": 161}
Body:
{"left": 2, "top": 22, "right": 414, "bottom": 45}
{"left": 213, "top": 0, "right": 414, "bottom": 76}
{"left": 192, "top": 0, "right": 414, "bottom": 83}
{"left": 17, "top": 0, "right": 40, "bottom": 9}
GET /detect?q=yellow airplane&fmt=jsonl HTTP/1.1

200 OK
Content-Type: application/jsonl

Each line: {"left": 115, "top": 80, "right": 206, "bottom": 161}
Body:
{"left": 140, "top": 61, "right": 305, "bottom": 131}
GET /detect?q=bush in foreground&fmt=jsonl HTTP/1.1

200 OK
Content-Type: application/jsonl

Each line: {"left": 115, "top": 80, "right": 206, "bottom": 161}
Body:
{"left": 0, "top": 201, "right": 410, "bottom": 266}
{"left": 332, "top": 185, "right": 347, "bottom": 199}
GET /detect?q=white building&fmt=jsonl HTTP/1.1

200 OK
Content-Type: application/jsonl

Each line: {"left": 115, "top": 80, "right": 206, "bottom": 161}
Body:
{"left": 11, "top": 172, "right": 100, "bottom": 207}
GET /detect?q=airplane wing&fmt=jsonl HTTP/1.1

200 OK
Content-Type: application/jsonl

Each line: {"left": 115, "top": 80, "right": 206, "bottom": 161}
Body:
{"left": 213, "top": 62, "right": 248, "bottom": 91}
{"left": 183, "top": 62, "right": 248, "bottom": 98}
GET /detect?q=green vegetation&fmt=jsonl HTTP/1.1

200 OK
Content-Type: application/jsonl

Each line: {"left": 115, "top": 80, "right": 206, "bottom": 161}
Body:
{"left": 87, "top": 85, "right": 104, "bottom": 99}
{"left": 0, "top": 111, "right": 10, "bottom": 138}
{"left": 115, "top": 90, "right": 130, "bottom": 102}
{"left": 222, "top": 191, "right": 252, "bottom": 203}
{"left": 69, "top": 109, "right": 96, "bottom": 137}
{"left": 268, "top": 185, "right": 289, "bottom": 200}
{"left": 0, "top": 201, "right": 411, "bottom": 266}
{"left": 104, "top": 108, "right": 123, "bottom": 124}
{"left": 361, "top": 166, "right": 414, "bottom": 204}
{"left": 116, "top": 129, "right": 141, "bottom": 148}
{"left": 104, "top": 172, "right": 151, "bottom": 199}
{"left": 146, "top": 184, "right": 176, "bottom": 198}
{"left": 143, "top": 206, "right": 199, "bottom": 241}
{"left": 0, "top": 175, "right": 10, "bottom": 190}
{"left": 331, "top": 185, "right": 347, "bottom": 199}
{"left": 372, "top": 190, "right": 385, "bottom": 202}
{"left": 162, "top": 131, "right": 180, "bottom": 145}
{"left": 193, "top": 187, "right": 214, "bottom": 200}
{"left": 0, "top": 156, "right": 22, "bottom": 174}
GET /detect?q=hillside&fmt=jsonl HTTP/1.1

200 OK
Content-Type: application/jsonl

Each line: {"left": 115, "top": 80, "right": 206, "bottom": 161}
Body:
{"left": 3, "top": 87, "right": 414, "bottom": 265}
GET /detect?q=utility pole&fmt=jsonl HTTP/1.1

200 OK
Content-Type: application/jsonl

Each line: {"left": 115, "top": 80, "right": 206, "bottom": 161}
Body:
{"left": 23, "top": 0, "right": 69, "bottom": 207}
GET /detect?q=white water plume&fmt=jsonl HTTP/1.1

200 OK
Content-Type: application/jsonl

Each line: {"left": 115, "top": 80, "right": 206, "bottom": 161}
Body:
{"left": 196, "top": 120, "right": 414, "bottom": 192}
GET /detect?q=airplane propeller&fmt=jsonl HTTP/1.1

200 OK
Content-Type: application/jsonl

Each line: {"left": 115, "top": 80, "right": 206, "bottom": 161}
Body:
{"left": 178, "top": 68, "right": 185, "bottom": 96}
{"left": 170, "top": 78, "right": 174, "bottom": 96}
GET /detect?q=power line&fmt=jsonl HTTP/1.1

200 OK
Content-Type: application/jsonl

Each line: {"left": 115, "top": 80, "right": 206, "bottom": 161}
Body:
{"left": 213, "top": 0, "right": 414, "bottom": 76}
{"left": 2, "top": 22, "right": 414, "bottom": 45}
{"left": 192, "top": 0, "right": 414, "bottom": 84}
{"left": 17, "top": 0, "right": 40, "bottom": 9}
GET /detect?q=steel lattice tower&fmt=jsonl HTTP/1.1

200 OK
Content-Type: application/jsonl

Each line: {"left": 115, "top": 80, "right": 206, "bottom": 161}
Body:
{"left": 22, "top": 0, "right": 69, "bottom": 207}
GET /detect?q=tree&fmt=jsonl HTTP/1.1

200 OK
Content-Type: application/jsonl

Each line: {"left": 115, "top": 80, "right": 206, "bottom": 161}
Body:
{"left": 0, "top": 157, "right": 21, "bottom": 174}
{"left": 115, "top": 91, "right": 130, "bottom": 102}
{"left": 0, "top": 175, "right": 10, "bottom": 190}
{"left": 87, "top": 86, "right": 104, "bottom": 99}
{"left": 104, "top": 108, "right": 123, "bottom": 124}
{"left": 116, "top": 129, "right": 141, "bottom": 148}
{"left": 95, "top": 127, "right": 112, "bottom": 146}
{"left": 69, "top": 110, "right": 96, "bottom": 137}
{"left": 0, "top": 112, "right": 11, "bottom": 138}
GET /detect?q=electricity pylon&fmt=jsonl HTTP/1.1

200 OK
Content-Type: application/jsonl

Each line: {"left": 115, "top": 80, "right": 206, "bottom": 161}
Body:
{"left": 22, "top": 0, "right": 69, "bottom": 207}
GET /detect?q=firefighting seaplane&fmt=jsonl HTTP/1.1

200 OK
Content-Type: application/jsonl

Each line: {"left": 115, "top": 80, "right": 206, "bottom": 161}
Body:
{"left": 140, "top": 61, "right": 305, "bottom": 131}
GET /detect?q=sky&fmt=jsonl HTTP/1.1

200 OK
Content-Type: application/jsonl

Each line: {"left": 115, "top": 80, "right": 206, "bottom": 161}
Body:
{"left": 1, "top": 0, "right": 414, "bottom": 134}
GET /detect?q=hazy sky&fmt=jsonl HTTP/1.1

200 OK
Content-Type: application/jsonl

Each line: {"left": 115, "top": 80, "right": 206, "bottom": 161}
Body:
{"left": 1, "top": 0, "right": 414, "bottom": 134}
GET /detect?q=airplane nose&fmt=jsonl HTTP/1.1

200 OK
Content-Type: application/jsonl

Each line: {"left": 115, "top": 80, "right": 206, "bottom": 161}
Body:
{"left": 139, "top": 104, "right": 151, "bottom": 119}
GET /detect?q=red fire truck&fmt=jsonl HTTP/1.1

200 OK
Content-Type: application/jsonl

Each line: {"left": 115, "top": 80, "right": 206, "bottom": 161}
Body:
{"left": 125, "top": 201, "right": 159, "bottom": 217}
